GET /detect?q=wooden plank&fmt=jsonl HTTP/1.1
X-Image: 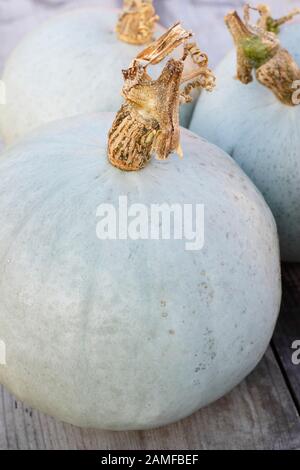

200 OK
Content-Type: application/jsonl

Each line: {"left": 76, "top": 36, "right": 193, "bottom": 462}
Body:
{"left": 0, "top": 348, "right": 299, "bottom": 450}
{"left": 272, "top": 264, "right": 300, "bottom": 412}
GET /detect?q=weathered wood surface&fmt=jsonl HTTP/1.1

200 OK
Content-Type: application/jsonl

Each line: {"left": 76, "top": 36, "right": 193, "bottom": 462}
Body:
{"left": 0, "top": 348, "right": 299, "bottom": 450}
{"left": 0, "top": 0, "right": 300, "bottom": 450}
{"left": 273, "top": 265, "right": 300, "bottom": 413}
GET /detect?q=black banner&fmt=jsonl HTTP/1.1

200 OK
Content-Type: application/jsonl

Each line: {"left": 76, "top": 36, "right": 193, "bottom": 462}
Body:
{"left": 0, "top": 449, "right": 297, "bottom": 464}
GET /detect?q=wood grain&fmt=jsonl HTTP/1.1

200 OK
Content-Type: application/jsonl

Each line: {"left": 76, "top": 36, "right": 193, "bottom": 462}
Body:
{"left": 273, "top": 264, "right": 300, "bottom": 413}
{"left": 0, "top": 348, "right": 299, "bottom": 450}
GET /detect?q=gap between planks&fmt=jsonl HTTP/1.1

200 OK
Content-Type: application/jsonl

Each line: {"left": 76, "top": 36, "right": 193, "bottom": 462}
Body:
{"left": 272, "top": 264, "right": 300, "bottom": 416}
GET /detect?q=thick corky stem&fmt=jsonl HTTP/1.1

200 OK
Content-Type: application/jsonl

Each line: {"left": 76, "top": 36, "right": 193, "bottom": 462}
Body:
{"left": 256, "top": 49, "right": 300, "bottom": 105}
{"left": 116, "top": 0, "right": 159, "bottom": 45}
{"left": 108, "top": 59, "right": 183, "bottom": 171}
{"left": 225, "top": 11, "right": 260, "bottom": 83}
{"left": 108, "top": 23, "right": 215, "bottom": 171}
{"left": 225, "top": 10, "right": 300, "bottom": 105}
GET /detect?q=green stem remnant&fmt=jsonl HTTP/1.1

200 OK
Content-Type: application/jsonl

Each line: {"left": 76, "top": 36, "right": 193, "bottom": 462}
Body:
{"left": 108, "top": 23, "right": 215, "bottom": 171}
{"left": 225, "top": 10, "right": 300, "bottom": 105}
{"left": 116, "top": 0, "right": 159, "bottom": 45}
{"left": 244, "top": 4, "right": 300, "bottom": 34}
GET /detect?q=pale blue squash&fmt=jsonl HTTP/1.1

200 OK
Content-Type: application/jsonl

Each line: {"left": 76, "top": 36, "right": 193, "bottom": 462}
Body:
{"left": 0, "top": 112, "right": 281, "bottom": 429}
{"left": 280, "top": 23, "right": 300, "bottom": 64}
{"left": 190, "top": 21, "right": 300, "bottom": 262}
{"left": 0, "top": 24, "right": 277, "bottom": 431}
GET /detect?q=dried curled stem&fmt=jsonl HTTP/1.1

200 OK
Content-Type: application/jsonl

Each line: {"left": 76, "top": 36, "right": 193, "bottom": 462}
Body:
{"left": 116, "top": 0, "right": 159, "bottom": 45}
{"left": 180, "top": 43, "right": 216, "bottom": 103}
{"left": 108, "top": 23, "right": 215, "bottom": 171}
{"left": 225, "top": 10, "right": 300, "bottom": 105}
{"left": 244, "top": 4, "right": 300, "bottom": 34}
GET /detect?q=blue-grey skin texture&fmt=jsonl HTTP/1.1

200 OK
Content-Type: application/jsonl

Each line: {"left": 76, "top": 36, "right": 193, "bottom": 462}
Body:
{"left": 0, "top": 114, "right": 280, "bottom": 430}
{"left": 190, "top": 25, "right": 300, "bottom": 262}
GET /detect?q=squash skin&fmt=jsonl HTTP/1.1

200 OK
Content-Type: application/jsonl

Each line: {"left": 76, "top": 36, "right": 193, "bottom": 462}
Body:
{"left": 0, "top": 7, "right": 198, "bottom": 146}
{"left": 0, "top": 114, "right": 281, "bottom": 430}
{"left": 280, "top": 23, "right": 300, "bottom": 65}
{"left": 190, "top": 24, "right": 300, "bottom": 262}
